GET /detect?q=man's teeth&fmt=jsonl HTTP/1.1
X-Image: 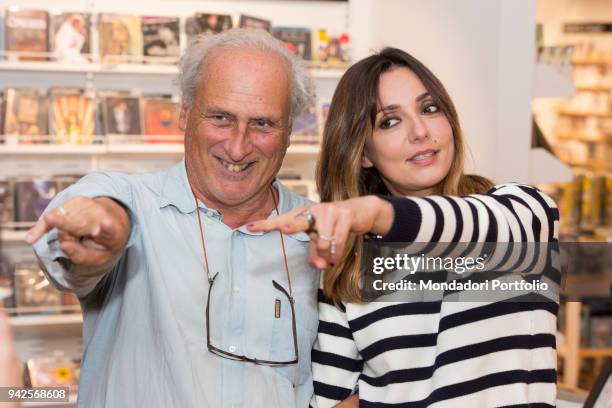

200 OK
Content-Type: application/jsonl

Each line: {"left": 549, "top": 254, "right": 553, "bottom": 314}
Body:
{"left": 411, "top": 152, "right": 435, "bottom": 161}
{"left": 221, "top": 161, "right": 249, "bottom": 172}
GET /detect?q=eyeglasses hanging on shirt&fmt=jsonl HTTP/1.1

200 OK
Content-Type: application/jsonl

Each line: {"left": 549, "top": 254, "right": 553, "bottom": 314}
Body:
{"left": 192, "top": 185, "right": 298, "bottom": 367}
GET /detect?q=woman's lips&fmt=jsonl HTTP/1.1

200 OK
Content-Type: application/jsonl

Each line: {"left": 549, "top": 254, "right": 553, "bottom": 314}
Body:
{"left": 408, "top": 150, "right": 439, "bottom": 166}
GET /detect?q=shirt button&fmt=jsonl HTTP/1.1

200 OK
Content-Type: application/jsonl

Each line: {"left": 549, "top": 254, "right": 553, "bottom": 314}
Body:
{"left": 232, "top": 286, "right": 240, "bottom": 294}
{"left": 206, "top": 210, "right": 214, "bottom": 217}
{"left": 228, "top": 345, "right": 236, "bottom": 353}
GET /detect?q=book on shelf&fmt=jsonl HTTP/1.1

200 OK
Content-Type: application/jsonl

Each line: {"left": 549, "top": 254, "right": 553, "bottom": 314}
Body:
{"left": 4, "top": 8, "right": 49, "bottom": 60}
{"left": 0, "top": 14, "right": 4, "bottom": 55}
{"left": 25, "top": 351, "right": 80, "bottom": 392}
{"left": 186, "top": 13, "right": 233, "bottom": 45}
{"left": 49, "top": 87, "right": 95, "bottom": 145}
{"left": 0, "top": 269, "right": 12, "bottom": 308}
{"left": 98, "top": 13, "right": 142, "bottom": 62}
{"left": 271, "top": 27, "right": 312, "bottom": 61}
{"left": 13, "top": 178, "right": 57, "bottom": 222}
{"left": 590, "top": 315, "right": 612, "bottom": 348}
{"left": 291, "top": 100, "right": 319, "bottom": 144}
{"left": 239, "top": 15, "right": 271, "bottom": 32}
{"left": 0, "top": 90, "right": 4, "bottom": 136}
{"left": 312, "top": 29, "right": 350, "bottom": 67}
{"left": 49, "top": 12, "right": 91, "bottom": 63}
{"left": 13, "top": 263, "right": 62, "bottom": 309}
{"left": 142, "top": 16, "right": 180, "bottom": 63}
{"left": 102, "top": 94, "right": 143, "bottom": 138}
{"left": 3, "top": 88, "right": 48, "bottom": 140}
{"left": 0, "top": 180, "right": 14, "bottom": 225}
{"left": 319, "top": 99, "right": 331, "bottom": 135}
{"left": 142, "top": 96, "right": 182, "bottom": 143}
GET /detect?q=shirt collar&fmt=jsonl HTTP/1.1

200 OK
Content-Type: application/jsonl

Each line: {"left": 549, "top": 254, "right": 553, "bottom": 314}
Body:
{"left": 158, "top": 159, "right": 198, "bottom": 214}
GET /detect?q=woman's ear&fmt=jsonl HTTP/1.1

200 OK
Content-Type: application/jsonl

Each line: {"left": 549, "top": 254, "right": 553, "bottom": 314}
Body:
{"left": 361, "top": 152, "right": 374, "bottom": 168}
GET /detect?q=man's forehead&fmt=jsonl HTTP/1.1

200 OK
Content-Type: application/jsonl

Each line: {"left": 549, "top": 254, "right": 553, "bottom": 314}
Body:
{"left": 202, "top": 46, "right": 289, "bottom": 76}
{"left": 193, "top": 47, "right": 292, "bottom": 115}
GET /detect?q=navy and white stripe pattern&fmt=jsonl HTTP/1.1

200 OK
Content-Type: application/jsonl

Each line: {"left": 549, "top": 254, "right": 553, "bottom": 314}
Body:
{"left": 311, "top": 184, "right": 560, "bottom": 408}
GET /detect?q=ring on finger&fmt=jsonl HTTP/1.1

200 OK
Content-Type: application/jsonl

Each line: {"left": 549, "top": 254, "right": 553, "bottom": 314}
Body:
{"left": 319, "top": 235, "right": 337, "bottom": 256}
{"left": 330, "top": 240, "right": 337, "bottom": 256}
{"left": 296, "top": 209, "right": 316, "bottom": 233}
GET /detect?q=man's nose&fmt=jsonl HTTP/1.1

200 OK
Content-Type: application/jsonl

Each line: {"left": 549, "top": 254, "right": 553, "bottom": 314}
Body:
{"left": 226, "top": 126, "right": 253, "bottom": 161}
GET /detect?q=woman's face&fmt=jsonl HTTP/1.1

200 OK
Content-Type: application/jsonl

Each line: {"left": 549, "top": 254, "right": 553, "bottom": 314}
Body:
{"left": 363, "top": 67, "right": 454, "bottom": 197}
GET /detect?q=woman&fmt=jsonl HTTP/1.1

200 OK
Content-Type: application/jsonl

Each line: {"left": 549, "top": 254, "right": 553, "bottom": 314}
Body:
{"left": 249, "top": 48, "right": 559, "bottom": 407}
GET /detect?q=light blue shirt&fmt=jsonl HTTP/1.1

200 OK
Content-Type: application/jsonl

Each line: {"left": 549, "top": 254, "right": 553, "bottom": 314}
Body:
{"left": 33, "top": 160, "right": 320, "bottom": 408}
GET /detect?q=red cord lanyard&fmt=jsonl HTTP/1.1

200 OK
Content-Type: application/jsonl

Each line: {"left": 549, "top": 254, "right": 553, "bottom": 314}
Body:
{"left": 192, "top": 185, "right": 293, "bottom": 296}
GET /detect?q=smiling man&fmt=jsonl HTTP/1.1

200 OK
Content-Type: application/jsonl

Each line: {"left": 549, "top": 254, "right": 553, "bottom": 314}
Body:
{"left": 26, "top": 29, "right": 319, "bottom": 408}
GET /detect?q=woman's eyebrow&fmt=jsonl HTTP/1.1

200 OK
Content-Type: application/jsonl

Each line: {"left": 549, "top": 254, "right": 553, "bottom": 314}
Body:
{"left": 378, "top": 104, "right": 400, "bottom": 113}
{"left": 378, "top": 92, "right": 432, "bottom": 114}
{"left": 415, "top": 92, "right": 431, "bottom": 102}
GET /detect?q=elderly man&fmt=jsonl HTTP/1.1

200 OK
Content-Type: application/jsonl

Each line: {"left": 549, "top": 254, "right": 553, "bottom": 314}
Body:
{"left": 26, "top": 29, "right": 319, "bottom": 408}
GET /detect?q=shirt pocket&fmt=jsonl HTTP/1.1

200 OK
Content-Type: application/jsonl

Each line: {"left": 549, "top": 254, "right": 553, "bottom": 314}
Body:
{"left": 269, "top": 298, "right": 318, "bottom": 387}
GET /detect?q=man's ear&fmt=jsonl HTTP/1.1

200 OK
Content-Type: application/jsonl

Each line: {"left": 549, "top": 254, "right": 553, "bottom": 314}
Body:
{"left": 362, "top": 151, "right": 374, "bottom": 168}
{"left": 179, "top": 103, "right": 190, "bottom": 131}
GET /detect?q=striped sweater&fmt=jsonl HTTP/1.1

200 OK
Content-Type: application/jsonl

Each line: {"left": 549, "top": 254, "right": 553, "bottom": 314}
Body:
{"left": 311, "top": 183, "right": 560, "bottom": 408}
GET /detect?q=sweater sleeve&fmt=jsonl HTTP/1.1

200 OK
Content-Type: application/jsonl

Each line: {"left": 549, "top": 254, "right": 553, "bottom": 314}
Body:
{"left": 312, "top": 288, "right": 362, "bottom": 408}
{"left": 378, "top": 183, "right": 559, "bottom": 244}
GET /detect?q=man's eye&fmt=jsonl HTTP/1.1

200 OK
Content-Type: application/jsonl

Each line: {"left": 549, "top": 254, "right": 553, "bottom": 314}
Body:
{"left": 212, "top": 115, "right": 228, "bottom": 121}
{"left": 380, "top": 118, "right": 400, "bottom": 129}
{"left": 254, "top": 119, "right": 271, "bottom": 127}
{"left": 423, "top": 104, "right": 440, "bottom": 114}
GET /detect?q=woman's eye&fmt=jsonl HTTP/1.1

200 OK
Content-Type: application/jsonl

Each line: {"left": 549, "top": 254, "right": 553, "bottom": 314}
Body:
{"left": 423, "top": 104, "right": 440, "bottom": 114}
{"left": 380, "top": 118, "right": 400, "bottom": 129}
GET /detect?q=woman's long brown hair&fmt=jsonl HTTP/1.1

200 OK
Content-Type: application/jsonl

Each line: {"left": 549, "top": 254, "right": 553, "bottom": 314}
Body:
{"left": 317, "top": 47, "right": 493, "bottom": 304}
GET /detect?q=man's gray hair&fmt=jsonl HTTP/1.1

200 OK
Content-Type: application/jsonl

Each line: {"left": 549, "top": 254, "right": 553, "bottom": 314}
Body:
{"left": 178, "top": 28, "right": 315, "bottom": 120}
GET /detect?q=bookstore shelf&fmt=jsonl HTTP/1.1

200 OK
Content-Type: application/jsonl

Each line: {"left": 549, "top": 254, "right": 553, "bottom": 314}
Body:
{"left": 22, "top": 393, "right": 77, "bottom": 408}
{"left": 558, "top": 108, "right": 612, "bottom": 118}
{"left": 0, "top": 142, "right": 321, "bottom": 156}
{"left": 10, "top": 314, "right": 82, "bottom": 328}
{"left": 575, "top": 84, "right": 611, "bottom": 92}
{"left": 571, "top": 58, "right": 612, "bottom": 66}
{"left": 0, "top": 60, "right": 345, "bottom": 79}
{"left": 1, "top": 229, "right": 28, "bottom": 242}
{"left": 557, "top": 131, "right": 610, "bottom": 143}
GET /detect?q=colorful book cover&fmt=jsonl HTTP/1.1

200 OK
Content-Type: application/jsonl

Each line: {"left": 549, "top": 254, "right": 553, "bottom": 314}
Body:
{"left": 313, "top": 29, "right": 350, "bottom": 66}
{"left": 239, "top": 15, "right": 271, "bottom": 32}
{"left": 186, "top": 13, "right": 233, "bottom": 44}
{"left": 292, "top": 100, "right": 319, "bottom": 144}
{"left": 142, "top": 16, "right": 180, "bottom": 62}
{"left": 50, "top": 88, "right": 95, "bottom": 144}
{"left": 271, "top": 27, "right": 312, "bottom": 60}
{"left": 14, "top": 179, "right": 58, "bottom": 222}
{"left": 26, "top": 352, "right": 79, "bottom": 390}
{"left": 142, "top": 97, "right": 182, "bottom": 143}
{"left": 3, "top": 88, "right": 48, "bottom": 140}
{"left": 49, "top": 12, "right": 90, "bottom": 63}
{"left": 103, "top": 95, "right": 142, "bottom": 135}
{"left": 319, "top": 99, "right": 331, "bottom": 135}
{"left": 99, "top": 13, "right": 142, "bottom": 62}
{"left": 4, "top": 8, "right": 49, "bottom": 60}
{"left": 0, "top": 180, "right": 13, "bottom": 224}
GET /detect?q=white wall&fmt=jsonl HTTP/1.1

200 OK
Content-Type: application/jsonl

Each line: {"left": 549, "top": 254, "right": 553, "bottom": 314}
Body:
{"left": 351, "top": 0, "right": 537, "bottom": 183}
